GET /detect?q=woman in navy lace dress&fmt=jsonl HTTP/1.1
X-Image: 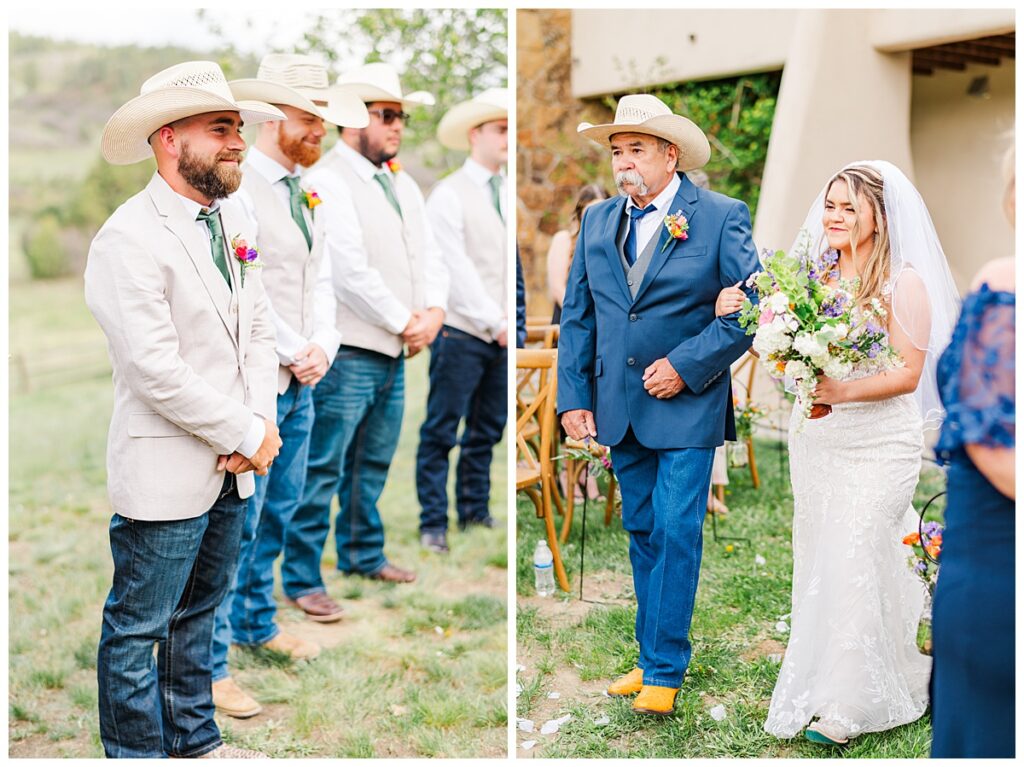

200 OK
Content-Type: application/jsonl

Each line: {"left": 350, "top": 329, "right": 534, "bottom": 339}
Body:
{"left": 929, "top": 227, "right": 1015, "bottom": 758}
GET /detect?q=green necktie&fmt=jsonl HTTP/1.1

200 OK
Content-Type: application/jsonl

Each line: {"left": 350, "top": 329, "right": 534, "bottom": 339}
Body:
{"left": 373, "top": 171, "right": 403, "bottom": 219}
{"left": 488, "top": 174, "right": 504, "bottom": 223}
{"left": 283, "top": 175, "right": 313, "bottom": 249}
{"left": 196, "top": 207, "right": 231, "bottom": 288}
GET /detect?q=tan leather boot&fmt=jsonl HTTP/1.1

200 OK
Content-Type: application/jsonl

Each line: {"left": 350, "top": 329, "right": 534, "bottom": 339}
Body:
{"left": 211, "top": 677, "right": 262, "bottom": 719}
{"left": 632, "top": 684, "right": 679, "bottom": 716}
{"left": 606, "top": 667, "right": 644, "bottom": 697}
{"left": 262, "top": 631, "right": 321, "bottom": 661}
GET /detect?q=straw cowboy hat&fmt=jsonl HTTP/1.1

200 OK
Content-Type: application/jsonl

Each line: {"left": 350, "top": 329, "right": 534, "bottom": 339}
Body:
{"left": 230, "top": 53, "right": 368, "bottom": 129}
{"left": 437, "top": 87, "right": 508, "bottom": 151}
{"left": 332, "top": 62, "right": 435, "bottom": 109}
{"left": 101, "top": 61, "right": 286, "bottom": 165}
{"left": 577, "top": 94, "right": 711, "bottom": 171}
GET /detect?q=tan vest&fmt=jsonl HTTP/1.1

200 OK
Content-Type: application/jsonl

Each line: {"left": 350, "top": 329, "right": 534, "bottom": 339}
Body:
{"left": 321, "top": 151, "right": 427, "bottom": 358}
{"left": 240, "top": 167, "right": 326, "bottom": 393}
{"left": 438, "top": 169, "right": 507, "bottom": 341}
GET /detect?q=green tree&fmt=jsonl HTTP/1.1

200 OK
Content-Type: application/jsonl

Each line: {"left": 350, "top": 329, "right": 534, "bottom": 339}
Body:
{"left": 23, "top": 213, "right": 69, "bottom": 279}
{"left": 648, "top": 72, "right": 781, "bottom": 220}
{"left": 201, "top": 9, "right": 507, "bottom": 170}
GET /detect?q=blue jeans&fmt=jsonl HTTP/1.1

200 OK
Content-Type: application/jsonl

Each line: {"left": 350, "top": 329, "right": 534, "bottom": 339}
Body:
{"left": 611, "top": 428, "right": 714, "bottom": 687}
{"left": 97, "top": 474, "right": 246, "bottom": 758}
{"left": 282, "top": 345, "right": 404, "bottom": 593}
{"left": 210, "top": 380, "right": 314, "bottom": 681}
{"left": 416, "top": 326, "right": 507, "bottom": 533}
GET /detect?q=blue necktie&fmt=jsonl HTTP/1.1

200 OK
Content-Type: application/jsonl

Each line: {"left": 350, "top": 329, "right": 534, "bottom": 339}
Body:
{"left": 625, "top": 204, "right": 657, "bottom": 266}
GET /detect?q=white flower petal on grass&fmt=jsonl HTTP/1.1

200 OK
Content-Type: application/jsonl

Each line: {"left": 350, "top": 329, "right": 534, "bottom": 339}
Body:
{"left": 433, "top": 626, "right": 444, "bottom": 635}
{"left": 520, "top": 740, "right": 537, "bottom": 751}
{"left": 775, "top": 620, "right": 789, "bottom": 633}
{"left": 547, "top": 692, "right": 560, "bottom": 699}
{"left": 709, "top": 704, "right": 727, "bottom": 722}
{"left": 755, "top": 554, "right": 767, "bottom": 566}
{"left": 516, "top": 664, "right": 526, "bottom": 673}
{"left": 541, "top": 714, "right": 573, "bottom": 735}
{"left": 515, "top": 682, "right": 523, "bottom": 698}
{"left": 594, "top": 715, "right": 611, "bottom": 726}
{"left": 517, "top": 718, "right": 535, "bottom": 733}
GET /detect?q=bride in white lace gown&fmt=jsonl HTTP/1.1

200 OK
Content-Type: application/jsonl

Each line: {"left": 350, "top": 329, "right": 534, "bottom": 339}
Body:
{"left": 730, "top": 162, "right": 959, "bottom": 745}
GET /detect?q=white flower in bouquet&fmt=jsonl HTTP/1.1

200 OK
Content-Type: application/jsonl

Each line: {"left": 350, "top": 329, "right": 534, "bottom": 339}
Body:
{"left": 767, "top": 291, "right": 792, "bottom": 315}
{"left": 784, "top": 359, "right": 812, "bottom": 380}
{"left": 792, "top": 332, "right": 827, "bottom": 362}
{"left": 753, "top": 322, "right": 792, "bottom": 356}
{"left": 822, "top": 357, "right": 853, "bottom": 380}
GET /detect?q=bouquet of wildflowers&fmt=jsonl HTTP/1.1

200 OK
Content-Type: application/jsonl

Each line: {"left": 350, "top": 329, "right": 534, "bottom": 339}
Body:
{"left": 903, "top": 521, "right": 942, "bottom": 595}
{"left": 738, "top": 230, "right": 902, "bottom": 419}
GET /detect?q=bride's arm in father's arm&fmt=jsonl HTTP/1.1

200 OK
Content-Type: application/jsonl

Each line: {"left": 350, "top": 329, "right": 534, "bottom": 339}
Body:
{"left": 812, "top": 270, "right": 928, "bottom": 406}
{"left": 662, "top": 199, "right": 760, "bottom": 392}
{"left": 558, "top": 210, "right": 598, "bottom": 440}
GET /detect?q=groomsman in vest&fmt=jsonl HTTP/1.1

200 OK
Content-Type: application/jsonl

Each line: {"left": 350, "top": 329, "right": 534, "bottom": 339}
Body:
{"left": 208, "top": 54, "right": 369, "bottom": 719}
{"left": 84, "top": 62, "right": 284, "bottom": 758}
{"left": 417, "top": 89, "right": 508, "bottom": 553}
{"left": 282, "top": 62, "right": 448, "bottom": 603}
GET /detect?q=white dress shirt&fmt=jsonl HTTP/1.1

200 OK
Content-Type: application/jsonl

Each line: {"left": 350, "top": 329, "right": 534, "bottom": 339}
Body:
{"left": 426, "top": 157, "right": 506, "bottom": 338}
{"left": 305, "top": 141, "right": 449, "bottom": 335}
{"left": 172, "top": 188, "right": 265, "bottom": 460}
{"left": 625, "top": 172, "right": 682, "bottom": 254}
{"left": 233, "top": 146, "right": 341, "bottom": 367}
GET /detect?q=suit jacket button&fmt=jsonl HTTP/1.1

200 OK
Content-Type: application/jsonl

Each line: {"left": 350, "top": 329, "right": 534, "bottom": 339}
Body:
{"left": 627, "top": 357, "right": 636, "bottom": 366}
{"left": 627, "top": 279, "right": 634, "bottom": 286}
{"left": 629, "top": 313, "right": 637, "bottom": 322}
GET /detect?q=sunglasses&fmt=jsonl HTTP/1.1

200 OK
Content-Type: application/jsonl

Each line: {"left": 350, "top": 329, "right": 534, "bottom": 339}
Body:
{"left": 368, "top": 108, "right": 410, "bottom": 125}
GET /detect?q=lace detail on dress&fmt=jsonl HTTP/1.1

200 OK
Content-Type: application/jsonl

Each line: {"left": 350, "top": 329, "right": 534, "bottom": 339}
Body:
{"left": 764, "top": 393, "right": 931, "bottom": 739}
{"left": 935, "top": 285, "right": 1015, "bottom": 462}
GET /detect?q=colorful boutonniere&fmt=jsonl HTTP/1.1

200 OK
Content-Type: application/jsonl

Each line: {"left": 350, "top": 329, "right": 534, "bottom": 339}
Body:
{"left": 230, "top": 235, "right": 262, "bottom": 288}
{"left": 386, "top": 158, "right": 402, "bottom": 174}
{"left": 660, "top": 210, "right": 690, "bottom": 252}
{"left": 303, "top": 189, "right": 322, "bottom": 210}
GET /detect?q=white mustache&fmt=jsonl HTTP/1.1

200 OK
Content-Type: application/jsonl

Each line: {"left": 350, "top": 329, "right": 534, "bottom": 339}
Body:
{"left": 615, "top": 170, "right": 648, "bottom": 196}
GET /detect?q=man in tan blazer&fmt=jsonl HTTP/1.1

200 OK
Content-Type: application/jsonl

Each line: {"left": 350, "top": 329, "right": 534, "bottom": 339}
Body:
{"left": 84, "top": 61, "right": 283, "bottom": 759}
{"left": 208, "top": 53, "right": 369, "bottom": 719}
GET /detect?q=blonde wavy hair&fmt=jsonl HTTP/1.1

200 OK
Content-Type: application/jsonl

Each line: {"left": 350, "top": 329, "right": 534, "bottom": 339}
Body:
{"left": 826, "top": 164, "right": 890, "bottom": 307}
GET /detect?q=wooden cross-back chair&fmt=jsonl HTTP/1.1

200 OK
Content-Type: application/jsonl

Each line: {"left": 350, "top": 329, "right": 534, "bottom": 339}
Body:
{"left": 515, "top": 348, "right": 570, "bottom": 592}
{"left": 525, "top": 323, "right": 559, "bottom": 350}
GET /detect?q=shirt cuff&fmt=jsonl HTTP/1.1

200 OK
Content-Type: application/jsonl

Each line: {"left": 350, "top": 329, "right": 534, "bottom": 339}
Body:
{"left": 309, "top": 328, "right": 343, "bottom": 367}
{"left": 235, "top": 415, "right": 266, "bottom": 459}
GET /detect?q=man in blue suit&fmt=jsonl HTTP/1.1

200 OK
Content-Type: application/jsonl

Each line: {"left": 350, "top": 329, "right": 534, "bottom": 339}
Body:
{"left": 558, "top": 94, "right": 759, "bottom": 716}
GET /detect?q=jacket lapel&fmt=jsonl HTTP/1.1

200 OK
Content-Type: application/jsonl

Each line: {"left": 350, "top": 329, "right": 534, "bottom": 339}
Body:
{"left": 147, "top": 174, "right": 237, "bottom": 346}
{"left": 220, "top": 201, "right": 250, "bottom": 353}
{"left": 631, "top": 172, "right": 699, "bottom": 306}
{"left": 600, "top": 196, "right": 632, "bottom": 304}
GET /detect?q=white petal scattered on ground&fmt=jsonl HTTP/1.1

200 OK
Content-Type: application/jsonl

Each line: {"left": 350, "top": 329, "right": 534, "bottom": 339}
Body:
{"left": 755, "top": 554, "right": 767, "bottom": 566}
{"left": 547, "top": 692, "right": 560, "bottom": 699}
{"left": 516, "top": 682, "right": 523, "bottom": 697}
{"left": 601, "top": 691, "right": 611, "bottom": 698}
{"left": 775, "top": 620, "right": 789, "bottom": 633}
{"left": 389, "top": 704, "right": 408, "bottom": 716}
{"left": 540, "top": 714, "right": 572, "bottom": 735}
{"left": 709, "top": 704, "right": 727, "bottom": 722}
{"left": 520, "top": 741, "right": 537, "bottom": 751}
{"left": 516, "top": 664, "right": 526, "bottom": 673}
{"left": 779, "top": 612, "right": 791, "bottom": 621}
{"left": 433, "top": 626, "right": 444, "bottom": 635}
{"left": 767, "top": 653, "right": 783, "bottom": 664}
{"left": 698, "top": 691, "right": 706, "bottom": 697}
{"left": 517, "top": 718, "right": 535, "bottom": 733}
{"left": 594, "top": 715, "right": 610, "bottom": 726}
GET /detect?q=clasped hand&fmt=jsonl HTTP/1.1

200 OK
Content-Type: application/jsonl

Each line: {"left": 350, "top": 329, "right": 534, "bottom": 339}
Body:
{"left": 217, "top": 418, "right": 282, "bottom": 476}
{"left": 402, "top": 307, "right": 445, "bottom": 357}
{"left": 642, "top": 357, "right": 685, "bottom": 399}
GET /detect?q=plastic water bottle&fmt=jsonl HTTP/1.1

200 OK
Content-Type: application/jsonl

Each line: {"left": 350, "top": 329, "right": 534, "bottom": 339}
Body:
{"left": 534, "top": 540, "right": 555, "bottom": 597}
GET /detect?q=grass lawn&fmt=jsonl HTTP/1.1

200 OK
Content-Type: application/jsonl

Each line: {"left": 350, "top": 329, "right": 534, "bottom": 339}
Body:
{"left": 9, "top": 277, "right": 508, "bottom": 758}
{"left": 515, "top": 437, "right": 945, "bottom": 758}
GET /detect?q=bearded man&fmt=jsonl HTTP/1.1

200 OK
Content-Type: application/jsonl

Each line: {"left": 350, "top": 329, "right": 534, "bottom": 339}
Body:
{"left": 84, "top": 61, "right": 284, "bottom": 757}
{"left": 281, "top": 62, "right": 448, "bottom": 598}
{"left": 207, "top": 54, "right": 369, "bottom": 719}
{"left": 557, "top": 94, "right": 758, "bottom": 716}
